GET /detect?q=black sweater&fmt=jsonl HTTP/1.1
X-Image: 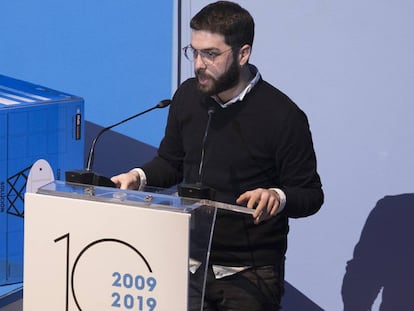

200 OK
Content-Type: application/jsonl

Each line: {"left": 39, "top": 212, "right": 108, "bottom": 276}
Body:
{"left": 142, "top": 77, "right": 323, "bottom": 266}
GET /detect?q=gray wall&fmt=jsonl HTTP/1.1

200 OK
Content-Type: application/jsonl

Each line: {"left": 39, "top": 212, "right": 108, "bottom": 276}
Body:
{"left": 179, "top": 1, "right": 414, "bottom": 309}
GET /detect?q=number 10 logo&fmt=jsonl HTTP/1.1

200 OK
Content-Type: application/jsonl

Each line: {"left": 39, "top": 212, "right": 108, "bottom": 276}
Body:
{"left": 54, "top": 233, "right": 158, "bottom": 311}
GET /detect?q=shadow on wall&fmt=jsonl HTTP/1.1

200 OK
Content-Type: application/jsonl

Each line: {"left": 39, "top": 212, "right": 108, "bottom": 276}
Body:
{"left": 342, "top": 193, "right": 414, "bottom": 310}
{"left": 85, "top": 121, "right": 324, "bottom": 310}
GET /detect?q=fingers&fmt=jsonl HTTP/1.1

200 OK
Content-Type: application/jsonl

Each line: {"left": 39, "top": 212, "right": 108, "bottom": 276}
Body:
{"left": 237, "top": 188, "right": 280, "bottom": 224}
{"left": 110, "top": 177, "right": 121, "bottom": 188}
{"left": 110, "top": 175, "right": 126, "bottom": 189}
{"left": 110, "top": 172, "right": 139, "bottom": 190}
{"left": 236, "top": 190, "right": 260, "bottom": 209}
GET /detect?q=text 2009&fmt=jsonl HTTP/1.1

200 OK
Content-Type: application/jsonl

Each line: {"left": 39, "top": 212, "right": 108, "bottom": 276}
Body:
{"left": 111, "top": 272, "right": 157, "bottom": 310}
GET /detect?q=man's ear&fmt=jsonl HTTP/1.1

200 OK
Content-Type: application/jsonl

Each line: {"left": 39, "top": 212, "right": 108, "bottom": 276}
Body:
{"left": 238, "top": 44, "right": 252, "bottom": 66}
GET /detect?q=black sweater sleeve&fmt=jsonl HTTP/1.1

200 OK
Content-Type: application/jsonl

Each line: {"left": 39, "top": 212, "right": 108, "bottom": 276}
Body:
{"left": 276, "top": 106, "right": 323, "bottom": 218}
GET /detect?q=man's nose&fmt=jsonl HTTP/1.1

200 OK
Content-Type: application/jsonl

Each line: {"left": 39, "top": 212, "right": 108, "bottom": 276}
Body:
{"left": 194, "top": 53, "right": 207, "bottom": 70}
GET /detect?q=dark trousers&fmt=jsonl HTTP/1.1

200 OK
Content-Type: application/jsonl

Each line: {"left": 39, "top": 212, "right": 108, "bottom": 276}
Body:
{"left": 189, "top": 262, "right": 285, "bottom": 311}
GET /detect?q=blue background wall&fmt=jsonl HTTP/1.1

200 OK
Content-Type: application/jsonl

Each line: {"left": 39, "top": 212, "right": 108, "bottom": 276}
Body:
{"left": 0, "top": 0, "right": 173, "bottom": 147}
{"left": 2, "top": 0, "right": 414, "bottom": 310}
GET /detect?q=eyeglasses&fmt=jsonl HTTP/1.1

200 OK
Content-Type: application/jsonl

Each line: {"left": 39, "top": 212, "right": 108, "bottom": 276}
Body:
{"left": 183, "top": 45, "right": 233, "bottom": 64}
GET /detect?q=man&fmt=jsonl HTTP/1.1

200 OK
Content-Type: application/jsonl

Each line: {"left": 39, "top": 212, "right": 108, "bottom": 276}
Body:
{"left": 112, "top": 1, "right": 323, "bottom": 310}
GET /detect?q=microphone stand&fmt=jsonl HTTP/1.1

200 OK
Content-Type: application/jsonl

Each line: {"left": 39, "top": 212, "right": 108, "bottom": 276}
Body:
{"left": 178, "top": 106, "right": 216, "bottom": 199}
{"left": 66, "top": 99, "right": 171, "bottom": 187}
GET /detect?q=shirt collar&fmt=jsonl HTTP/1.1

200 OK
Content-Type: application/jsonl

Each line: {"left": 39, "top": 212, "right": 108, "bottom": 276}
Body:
{"left": 212, "top": 65, "right": 261, "bottom": 108}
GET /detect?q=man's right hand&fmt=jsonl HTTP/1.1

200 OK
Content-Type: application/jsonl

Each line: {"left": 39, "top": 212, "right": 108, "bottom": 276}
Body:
{"left": 111, "top": 170, "right": 140, "bottom": 190}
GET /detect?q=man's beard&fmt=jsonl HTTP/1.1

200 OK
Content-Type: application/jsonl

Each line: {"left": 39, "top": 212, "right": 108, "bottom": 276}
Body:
{"left": 195, "top": 58, "right": 240, "bottom": 97}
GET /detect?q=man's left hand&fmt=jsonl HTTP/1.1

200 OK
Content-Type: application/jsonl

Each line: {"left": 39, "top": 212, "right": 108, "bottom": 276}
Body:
{"left": 236, "top": 188, "right": 280, "bottom": 224}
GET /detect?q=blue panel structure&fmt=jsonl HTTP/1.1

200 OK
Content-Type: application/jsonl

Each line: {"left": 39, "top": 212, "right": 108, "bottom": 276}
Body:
{"left": 0, "top": 75, "right": 84, "bottom": 285}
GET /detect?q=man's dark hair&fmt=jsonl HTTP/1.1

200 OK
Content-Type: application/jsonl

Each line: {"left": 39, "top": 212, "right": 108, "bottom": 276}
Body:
{"left": 190, "top": 1, "right": 255, "bottom": 48}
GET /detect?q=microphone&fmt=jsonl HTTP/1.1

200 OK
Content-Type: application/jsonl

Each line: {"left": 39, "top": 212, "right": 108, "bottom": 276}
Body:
{"left": 65, "top": 99, "right": 171, "bottom": 187}
{"left": 198, "top": 106, "right": 215, "bottom": 181}
{"left": 178, "top": 106, "right": 215, "bottom": 199}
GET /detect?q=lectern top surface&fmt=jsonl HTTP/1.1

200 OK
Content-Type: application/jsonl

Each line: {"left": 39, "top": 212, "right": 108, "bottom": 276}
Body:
{"left": 36, "top": 181, "right": 254, "bottom": 215}
{"left": 36, "top": 181, "right": 202, "bottom": 213}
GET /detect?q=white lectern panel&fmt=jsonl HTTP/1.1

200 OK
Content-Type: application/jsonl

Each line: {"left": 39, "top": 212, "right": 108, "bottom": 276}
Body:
{"left": 24, "top": 190, "right": 190, "bottom": 310}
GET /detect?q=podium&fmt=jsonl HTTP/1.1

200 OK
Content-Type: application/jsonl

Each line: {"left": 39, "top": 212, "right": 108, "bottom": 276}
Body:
{"left": 23, "top": 181, "right": 252, "bottom": 310}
